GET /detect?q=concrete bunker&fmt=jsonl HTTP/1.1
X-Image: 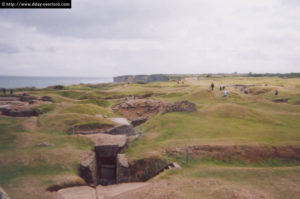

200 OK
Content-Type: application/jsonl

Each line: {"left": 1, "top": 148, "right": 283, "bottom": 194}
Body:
{"left": 79, "top": 146, "right": 170, "bottom": 187}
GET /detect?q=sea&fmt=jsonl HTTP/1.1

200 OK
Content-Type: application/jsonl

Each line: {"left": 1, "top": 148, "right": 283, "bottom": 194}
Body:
{"left": 0, "top": 76, "right": 113, "bottom": 89}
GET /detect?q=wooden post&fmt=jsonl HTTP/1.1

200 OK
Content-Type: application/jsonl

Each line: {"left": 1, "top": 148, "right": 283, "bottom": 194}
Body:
{"left": 186, "top": 147, "right": 189, "bottom": 164}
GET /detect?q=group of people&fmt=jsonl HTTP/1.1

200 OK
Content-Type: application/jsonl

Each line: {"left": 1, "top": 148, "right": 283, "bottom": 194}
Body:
{"left": 1, "top": 88, "right": 14, "bottom": 95}
{"left": 177, "top": 80, "right": 184, "bottom": 85}
{"left": 210, "top": 83, "right": 228, "bottom": 97}
{"left": 210, "top": 82, "right": 279, "bottom": 97}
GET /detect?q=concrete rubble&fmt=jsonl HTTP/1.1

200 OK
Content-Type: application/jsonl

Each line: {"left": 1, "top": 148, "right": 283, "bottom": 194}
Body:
{"left": 0, "top": 94, "right": 52, "bottom": 117}
{"left": 0, "top": 187, "right": 10, "bottom": 199}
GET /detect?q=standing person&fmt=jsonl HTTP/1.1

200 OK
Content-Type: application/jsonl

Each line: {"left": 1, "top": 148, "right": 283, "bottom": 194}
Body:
{"left": 211, "top": 83, "right": 214, "bottom": 91}
{"left": 10, "top": 89, "right": 13, "bottom": 95}
{"left": 223, "top": 90, "right": 228, "bottom": 97}
{"left": 220, "top": 85, "right": 222, "bottom": 91}
{"left": 2, "top": 88, "right": 6, "bottom": 95}
{"left": 182, "top": 80, "right": 184, "bottom": 85}
{"left": 275, "top": 89, "right": 278, "bottom": 96}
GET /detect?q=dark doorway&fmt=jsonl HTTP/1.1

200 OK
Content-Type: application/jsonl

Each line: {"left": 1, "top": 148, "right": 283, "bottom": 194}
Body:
{"left": 95, "top": 145, "right": 119, "bottom": 186}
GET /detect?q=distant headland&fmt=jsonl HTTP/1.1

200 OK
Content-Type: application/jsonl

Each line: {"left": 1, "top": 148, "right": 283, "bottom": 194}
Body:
{"left": 113, "top": 74, "right": 169, "bottom": 83}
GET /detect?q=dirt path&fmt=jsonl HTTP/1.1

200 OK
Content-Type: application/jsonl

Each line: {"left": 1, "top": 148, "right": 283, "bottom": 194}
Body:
{"left": 22, "top": 116, "right": 38, "bottom": 132}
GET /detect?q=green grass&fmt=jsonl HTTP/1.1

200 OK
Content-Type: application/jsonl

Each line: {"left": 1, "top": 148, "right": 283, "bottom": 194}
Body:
{"left": 0, "top": 117, "right": 25, "bottom": 151}
{"left": 127, "top": 108, "right": 300, "bottom": 160}
{"left": 38, "top": 112, "right": 114, "bottom": 134}
{"left": 169, "top": 156, "right": 300, "bottom": 168}
{"left": 77, "top": 98, "right": 110, "bottom": 107}
{"left": 56, "top": 91, "right": 89, "bottom": 100}
{"left": 0, "top": 165, "right": 73, "bottom": 185}
{"left": 61, "top": 103, "right": 112, "bottom": 115}
{"left": 73, "top": 121, "right": 114, "bottom": 130}
{"left": 126, "top": 77, "right": 300, "bottom": 160}
{"left": 188, "top": 165, "right": 300, "bottom": 182}
{"left": 34, "top": 103, "right": 56, "bottom": 114}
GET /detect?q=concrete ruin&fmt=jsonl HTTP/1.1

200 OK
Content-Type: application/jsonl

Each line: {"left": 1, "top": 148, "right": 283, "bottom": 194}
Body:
{"left": 79, "top": 146, "right": 173, "bottom": 188}
{"left": 0, "top": 94, "right": 51, "bottom": 117}
{"left": 72, "top": 117, "right": 135, "bottom": 136}
{"left": 0, "top": 187, "right": 10, "bottom": 199}
{"left": 79, "top": 145, "right": 131, "bottom": 187}
{"left": 1, "top": 108, "right": 40, "bottom": 117}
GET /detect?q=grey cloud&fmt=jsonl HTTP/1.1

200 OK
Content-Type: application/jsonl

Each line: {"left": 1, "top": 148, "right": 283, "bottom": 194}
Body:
{"left": 0, "top": 0, "right": 300, "bottom": 76}
{"left": 46, "top": 47, "right": 56, "bottom": 53}
{"left": 25, "top": 46, "right": 35, "bottom": 52}
{"left": 279, "top": 0, "right": 300, "bottom": 7}
{"left": 0, "top": 1, "right": 207, "bottom": 39}
{"left": 0, "top": 43, "right": 19, "bottom": 54}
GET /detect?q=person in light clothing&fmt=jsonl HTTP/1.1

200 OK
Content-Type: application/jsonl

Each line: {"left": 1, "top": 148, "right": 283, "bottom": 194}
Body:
{"left": 223, "top": 90, "right": 228, "bottom": 97}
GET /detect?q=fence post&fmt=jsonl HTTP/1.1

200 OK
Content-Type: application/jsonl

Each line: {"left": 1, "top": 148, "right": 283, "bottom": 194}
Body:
{"left": 186, "top": 147, "right": 189, "bottom": 164}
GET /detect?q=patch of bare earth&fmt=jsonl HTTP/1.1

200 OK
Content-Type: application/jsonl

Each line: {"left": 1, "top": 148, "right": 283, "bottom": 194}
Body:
{"left": 112, "top": 99, "right": 196, "bottom": 121}
{"left": 165, "top": 145, "right": 300, "bottom": 162}
{"left": 112, "top": 99, "right": 168, "bottom": 121}
{"left": 22, "top": 116, "right": 38, "bottom": 131}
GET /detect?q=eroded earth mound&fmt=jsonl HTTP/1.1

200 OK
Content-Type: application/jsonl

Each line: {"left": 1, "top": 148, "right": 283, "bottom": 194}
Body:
{"left": 112, "top": 99, "right": 196, "bottom": 121}
{"left": 165, "top": 145, "right": 300, "bottom": 162}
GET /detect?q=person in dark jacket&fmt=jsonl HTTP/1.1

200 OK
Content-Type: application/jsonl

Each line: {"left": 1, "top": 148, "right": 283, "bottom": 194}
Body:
{"left": 210, "top": 83, "right": 214, "bottom": 91}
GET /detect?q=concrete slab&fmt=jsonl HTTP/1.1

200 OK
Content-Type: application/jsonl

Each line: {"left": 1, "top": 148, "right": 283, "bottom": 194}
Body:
{"left": 96, "top": 183, "right": 149, "bottom": 198}
{"left": 117, "top": 154, "right": 129, "bottom": 168}
{"left": 57, "top": 186, "right": 96, "bottom": 199}
{"left": 0, "top": 97, "right": 19, "bottom": 101}
{"left": 82, "top": 134, "right": 127, "bottom": 148}
{"left": 108, "top": 118, "right": 130, "bottom": 126}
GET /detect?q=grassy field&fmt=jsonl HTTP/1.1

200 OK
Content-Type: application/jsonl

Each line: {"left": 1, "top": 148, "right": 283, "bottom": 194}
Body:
{"left": 1, "top": 76, "right": 300, "bottom": 198}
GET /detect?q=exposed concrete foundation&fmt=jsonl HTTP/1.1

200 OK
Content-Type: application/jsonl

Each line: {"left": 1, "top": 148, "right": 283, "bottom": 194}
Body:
{"left": 116, "top": 154, "right": 130, "bottom": 183}
{"left": 78, "top": 153, "right": 98, "bottom": 186}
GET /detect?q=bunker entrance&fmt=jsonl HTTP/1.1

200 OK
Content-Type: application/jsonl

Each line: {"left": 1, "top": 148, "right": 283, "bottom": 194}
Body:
{"left": 95, "top": 145, "right": 119, "bottom": 186}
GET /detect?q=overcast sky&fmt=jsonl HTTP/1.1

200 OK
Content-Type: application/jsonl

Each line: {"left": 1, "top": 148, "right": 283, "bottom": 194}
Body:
{"left": 0, "top": 0, "right": 300, "bottom": 77}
